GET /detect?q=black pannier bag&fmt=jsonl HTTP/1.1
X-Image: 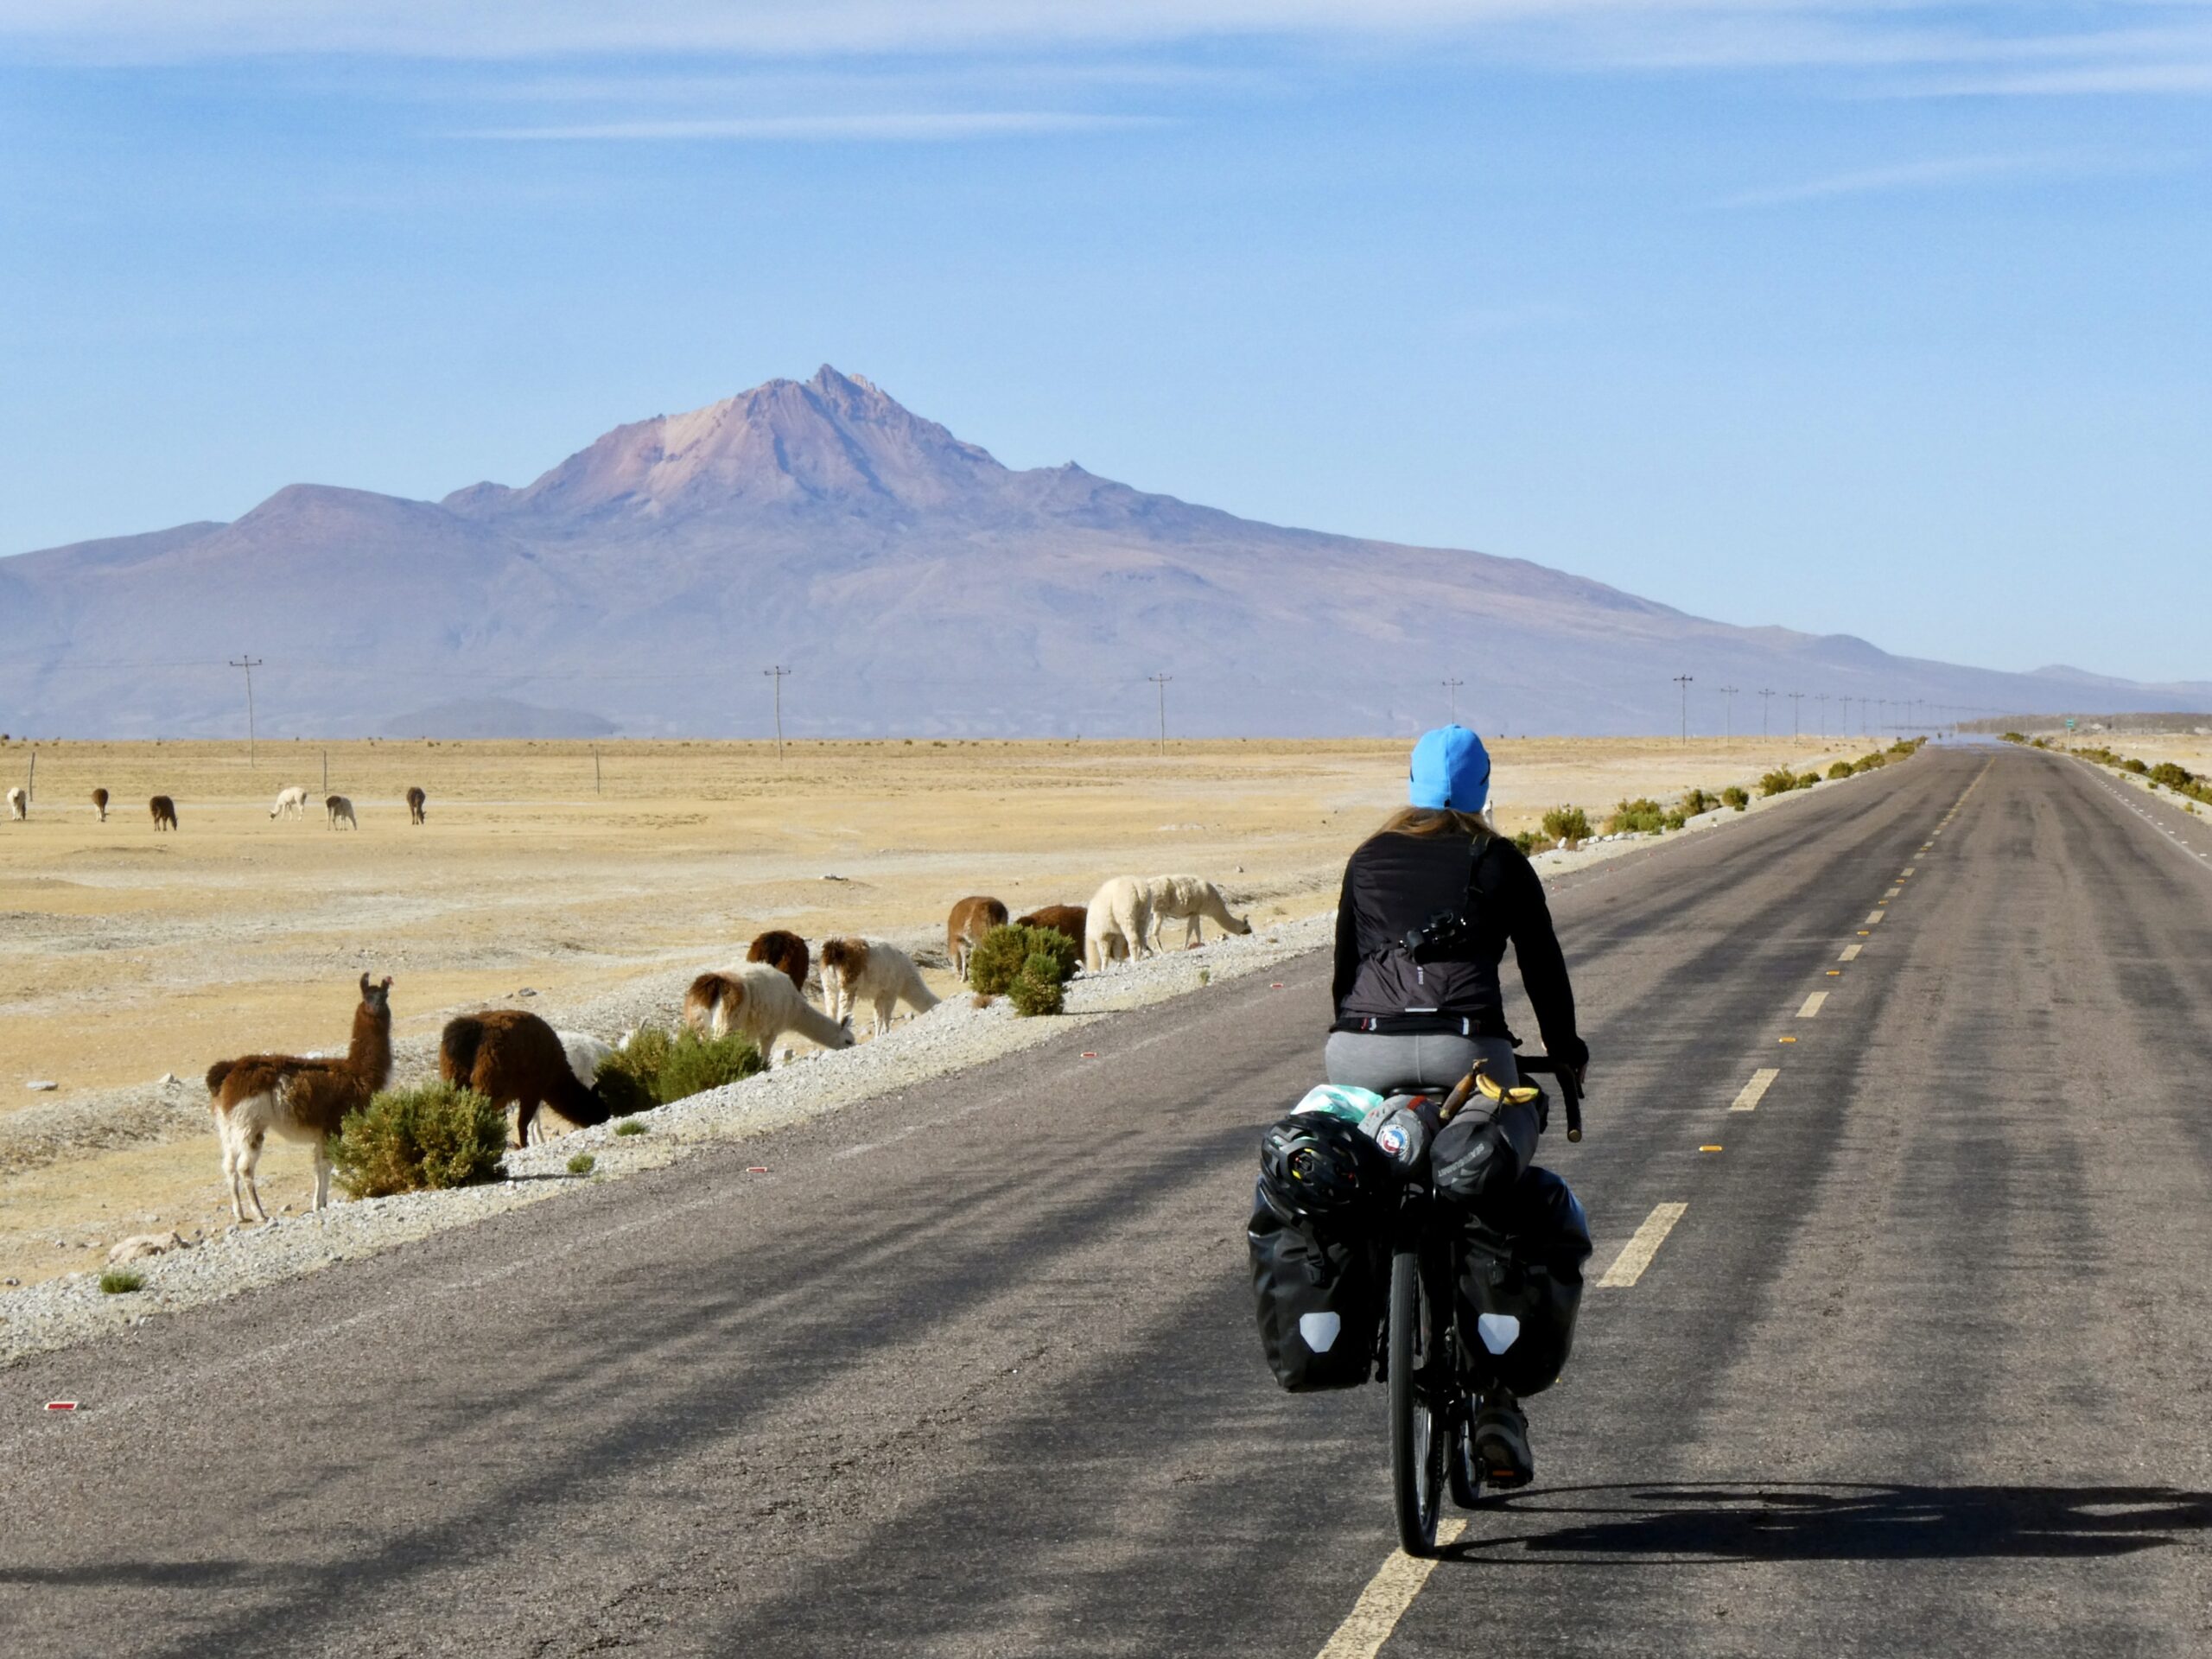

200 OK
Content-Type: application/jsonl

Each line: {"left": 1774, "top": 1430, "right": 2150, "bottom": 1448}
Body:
{"left": 1454, "top": 1166, "right": 1592, "bottom": 1398}
{"left": 1249, "top": 1112, "right": 1395, "bottom": 1392}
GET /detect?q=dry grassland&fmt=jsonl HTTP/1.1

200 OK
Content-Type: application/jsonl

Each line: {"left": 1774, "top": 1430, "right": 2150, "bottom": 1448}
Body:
{"left": 0, "top": 733, "right": 1861, "bottom": 1287}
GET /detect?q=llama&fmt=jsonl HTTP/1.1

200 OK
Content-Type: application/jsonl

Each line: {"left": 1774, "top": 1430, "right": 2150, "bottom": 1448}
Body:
{"left": 555, "top": 1028, "right": 617, "bottom": 1088}
{"left": 683, "top": 966, "right": 855, "bottom": 1065}
{"left": 270, "top": 785, "right": 309, "bottom": 820}
{"left": 91, "top": 787, "right": 109, "bottom": 822}
{"left": 819, "top": 938, "right": 941, "bottom": 1037}
{"left": 325, "top": 793, "right": 357, "bottom": 830}
{"left": 1084, "top": 876, "right": 1154, "bottom": 971}
{"left": 1144, "top": 874, "right": 1254, "bottom": 950}
{"left": 5, "top": 786, "right": 22, "bottom": 822}
{"left": 206, "top": 973, "right": 394, "bottom": 1222}
{"left": 149, "top": 795, "right": 178, "bottom": 831}
{"left": 945, "top": 895, "right": 1009, "bottom": 982}
{"left": 1016, "top": 905, "right": 1087, "bottom": 948}
{"left": 746, "top": 929, "right": 810, "bottom": 993}
{"left": 405, "top": 786, "right": 427, "bottom": 826}
{"left": 441, "top": 1008, "right": 613, "bottom": 1148}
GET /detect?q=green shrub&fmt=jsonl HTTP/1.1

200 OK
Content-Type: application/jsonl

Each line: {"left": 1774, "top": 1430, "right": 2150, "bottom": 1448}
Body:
{"left": 1827, "top": 760, "right": 1854, "bottom": 780}
{"left": 1662, "top": 810, "right": 1688, "bottom": 831}
{"left": 1796, "top": 772, "right": 1821, "bottom": 790}
{"left": 2151, "top": 762, "right": 2195, "bottom": 790}
{"left": 615, "top": 1119, "right": 646, "bottom": 1137}
{"left": 332, "top": 1083, "right": 507, "bottom": 1198}
{"left": 1511, "top": 828, "right": 1542, "bottom": 854}
{"left": 1605, "top": 797, "right": 1667, "bottom": 835}
{"left": 1007, "top": 955, "right": 1066, "bottom": 1017}
{"left": 1721, "top": 785, "right": 1750, "bottom": 811}
{"left": 1759, "top": 769, "right": 1798, "bottom": 798}
{"left": 655, "top": 1029, "right": 765, "bottom": 1102}
{"left": 1681, "top": 787, "right": 1715, "bottom": 817}
{"left": 2121, "top": 757, "right": 2149, "bottom": 774}
{"left": 970, "top": 924, "right": 1080, "bottom": 995}
{"left": 594, "top": 1027, "right": 671, "bottom": 1116}
{"left": 2001, "top": 732, "right": 2027, "bottom": 744}
{"left": 99, "top": 1268, "right": 143, "bottom": 1294}
{"left": 567, "top": 1152, "right": 596, "bottom": 1176}
{"left": 2031, "top": 737, "right": 2049, "bottom": 749}
{"left": 1540, "top": 805, "right": 1592, "bottom": 844}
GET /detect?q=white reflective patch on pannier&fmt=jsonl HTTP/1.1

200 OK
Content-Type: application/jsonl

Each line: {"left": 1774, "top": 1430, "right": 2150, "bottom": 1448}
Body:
{"left": 1476, "top": 1313, "right": 1522, "bottom": 1354}
{"left": 1298, "top": 1312, "right": 1343, "bottom": 1352}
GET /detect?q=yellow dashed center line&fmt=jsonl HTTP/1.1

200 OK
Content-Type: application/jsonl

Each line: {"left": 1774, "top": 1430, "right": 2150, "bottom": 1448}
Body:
{"left": 1730, "top": 1068, "right": 1778, "bottom": 1111}
{"left": 1598, "top": 1203, "right": 1688, "bottom": 1288}
{"left": 1316, "top": 1522, "right": 1470, "bottom": 1659}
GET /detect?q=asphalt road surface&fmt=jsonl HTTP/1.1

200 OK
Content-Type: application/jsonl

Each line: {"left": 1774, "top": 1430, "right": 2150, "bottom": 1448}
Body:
{"left": 5, "top": 741, "right": 2210, "bottom": 1657}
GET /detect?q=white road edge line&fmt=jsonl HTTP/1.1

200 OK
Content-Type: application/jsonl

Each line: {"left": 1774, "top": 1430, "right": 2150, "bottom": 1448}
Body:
{"left": 1730, "top": 1069, "right": 1779, "bottom": 1112}
{"left": 1839, "top": 944, "right": 1861, "bottom": 962}
{"left": 1597, "top": 1203, "right": 1688, "bottom": 1289}
{"left": 1316, "top": 1522, "right": 1469, "bottom": 1659}
{"left": 1797, "top": 992, "right": 1827, "bottom": 1018}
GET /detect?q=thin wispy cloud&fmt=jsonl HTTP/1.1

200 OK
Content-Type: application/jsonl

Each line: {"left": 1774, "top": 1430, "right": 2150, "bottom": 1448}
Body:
{"left": 461, "top": 111, "right": 1170, "bottom": 142}
{"left": 1718, "top": 150, "right": 2170, "bottom": 209}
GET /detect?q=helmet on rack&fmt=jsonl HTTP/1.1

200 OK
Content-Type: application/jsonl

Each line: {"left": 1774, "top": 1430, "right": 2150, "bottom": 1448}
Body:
{"left": 1258, "top": 1110, "right": 1390, "bottom": 1223}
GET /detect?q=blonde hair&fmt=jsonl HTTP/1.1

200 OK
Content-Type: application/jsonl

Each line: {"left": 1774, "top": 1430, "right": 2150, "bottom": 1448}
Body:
{"left": 1371, "top": 805, "right": 1497, "bottom": 842}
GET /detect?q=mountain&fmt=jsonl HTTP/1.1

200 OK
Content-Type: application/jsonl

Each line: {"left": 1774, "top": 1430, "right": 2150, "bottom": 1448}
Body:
{"left": 3, "top": 365, "right": 2204, "bottom": 740}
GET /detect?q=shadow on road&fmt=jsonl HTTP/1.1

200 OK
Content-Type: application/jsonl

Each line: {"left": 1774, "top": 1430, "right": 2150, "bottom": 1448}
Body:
{"left": 1450, "top": 1481, "right": 2212, "bottom": 1564}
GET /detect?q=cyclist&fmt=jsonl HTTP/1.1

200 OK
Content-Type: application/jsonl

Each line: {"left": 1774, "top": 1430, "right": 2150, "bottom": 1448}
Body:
{"left": 1327, "top": 723, "right": 1587, "bottom": 1485}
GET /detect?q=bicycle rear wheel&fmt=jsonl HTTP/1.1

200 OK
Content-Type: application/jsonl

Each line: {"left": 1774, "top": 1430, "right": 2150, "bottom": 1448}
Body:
{"left": 1389, "top": 1248, "right": 1446, "bottom": 1555}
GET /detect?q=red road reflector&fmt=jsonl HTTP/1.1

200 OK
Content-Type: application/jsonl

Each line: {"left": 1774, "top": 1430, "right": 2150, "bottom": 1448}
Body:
{"left": 1270, "top": 982, "right": 1285, "bottom": 989}
{"left": 45, "top": 1401, "right": 77, "bottom": 1412}
{"left": 746, "top": 1166, "right": 769, "bottom": 1174}
{"left": 1081, "top": 1051, "right": 1099, "bottom": 1058}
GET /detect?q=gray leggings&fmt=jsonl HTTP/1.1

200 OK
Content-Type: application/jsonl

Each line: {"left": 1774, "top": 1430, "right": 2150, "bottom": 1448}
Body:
{"left": 1324, "top": 1030, "right": 1519, "bottom": 1095}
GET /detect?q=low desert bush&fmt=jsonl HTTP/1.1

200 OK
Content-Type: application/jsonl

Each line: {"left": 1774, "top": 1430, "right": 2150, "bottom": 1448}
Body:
{"left": 99, "top": 1268, "right": 143, "bottom": 1294}
{"left": 1541, "top": 805, "right": 1592, "bottom": 844}
{"left": 1511, "top": 828, "right": 1543, "bottom": 854}
{"left": 1605, "top": 797, "right": 1668, "bottom": 835}
{"left": 2151, "top": 762, "right": 2195, "bottom": 790}
{"left": 567, "top": 1152, "right": 596, "bottom": 1176}
{"left": 1663, "top": 810, "right": 1688, "bottom": 831}
{"left": 1827, "top": 760, "right": 1854, "bottom": 780}
{"left": 1796, "top": 772, "right": 1821, "bottom": 790}
{"left": 597, "top": 1026, "right": 762, "bottom": 1109}
{"left": 2121, "top": 757, "right": 2149, "bottom": 775}
{"left": 2001, "top": 732, "right": 2027, "bottom": 744}
{"left": 614, "top": 1119, "right": 646, "bottom": 1137}
{"left": 1759, "top": 769, "right": 1799, "bottom": 798}
{"left": 1721, "top": 786, "right": 1750, "bottom": 811}
{"left": 970, "top": 924, "right": 1080, "bottom": 995}
{"left": 1007, "top": 954, "right": 1067, "bottom": 1017}
{"left": 332, "top": 1083, "right": 507, "bottom": 1199}
{"left": 1681, "top": 787, "right": 1715, "bottom": 817}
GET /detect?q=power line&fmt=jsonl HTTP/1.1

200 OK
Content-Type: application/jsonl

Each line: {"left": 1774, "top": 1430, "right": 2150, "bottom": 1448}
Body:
{"left": 1673, "top": 674, "right": 1694, "bottom": 746}
{"left": 1442, "top": 677, "right": 1464, "bottom": 725}
{"left": 1148, "top": 673, "right": 1173, "bottom": 754}
{"left": 1788, "top": 690, "right": 1805, "bottom": 739}
{"left": 228, "top": 655, "right": 264, "bottom": 767}
{"left": 762, "top": 665, "right": 791, "bottom": 761}
{"left": 1719, "top": 684, "right": 1739, "bottom": 740}
{"left": 1758, "top": 688, "right": 1776, "bottom": 738}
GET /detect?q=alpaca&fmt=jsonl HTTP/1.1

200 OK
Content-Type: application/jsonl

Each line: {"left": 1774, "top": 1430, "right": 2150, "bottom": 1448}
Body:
{"left": 405, "top": 786, "right": 427, "bottom": 826}
{"left": 5, "top": 786, "right": 22, "bottom": 822}
{"left": 1144, "top": 874, "right": 1254, "bottom": 950}
{"left": 442, "top": 1008, "right": 612, "bottom": 1148}
{"left": 270, "top": 785, "right": 309, "bottom": 820}
{"left": 149, "top": 795, "right": 178, "bottom": 831}
{"left": 746, "top": 929, "right": 810, "bottom": 993}
{"left": 818, "top": 938, "right": 940, "bottom": 1037}
{"left": 325, "top": 793, "right": 357, "bottom": 830}
{"left": 91, "top": 787, "right": 109, "bottom": 822}
{"left": 1084, "top": 876, "right": 1154, "bottom": 971}
{"left": 555, "top": 1028, "right": 617, "bottom": 1088}
{"left": 206, "top": 973, "right": 394, "bottom": 1222}
{"left": 683, "top": 966, "right": 855, "bottom": 1064}
{"left": 1016, "top": 905, "right": 1087, "bottom": 948}
{"left": 945, "top": 896, "right": 1009, "bottom": 982}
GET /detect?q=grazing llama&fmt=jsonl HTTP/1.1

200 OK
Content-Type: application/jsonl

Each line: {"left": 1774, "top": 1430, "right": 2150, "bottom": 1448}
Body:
{"left": 1143, "top": 875, "right": 1254, "bottom": 950}
{"left": 683, "top": 966, "right": 855, "bottom": 1065}
{"left": 1084, "top": 876, "right": 1154, "bottom": 971}
{"left": 555, "top": 1028, "right": 618, "bottom": 1088}
{"left": 405, "top": 785, "right": 427, "bottom": 825}
{"left": 819, "top": 938, "right": 941, "bottom": 1037}
{"left": 5, "top": 786, "right": 22, "bottom": 822}
{"left": 149, "top": 795, "right": 178, "bottom": 831}
{"left": 270, "top": 785, "right": 309, "bottom": 820}
{"left": 1016, "top": 905, "right": 1087, "bottom": 947}
{"left": 206, "top": 973, "right": 394, "bottom": 1222}
{"left": 945, "top": 895, "right": 1009, "bottom": 982}
{"left": 441, "top": 1008, "right": 612, "bottom": 1148}
{"left": 91, "top": 787, "right": 109, "bottom": 822}
{"left": 325, "top": 793, "right": 357, "bottom": 830}
{"left": 746, "top": 929, "right": 810, "bottom": 993}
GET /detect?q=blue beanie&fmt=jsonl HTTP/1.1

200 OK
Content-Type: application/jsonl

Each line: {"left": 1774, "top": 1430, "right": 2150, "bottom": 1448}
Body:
{"left": 1408, "top": 725, "right": 1491, "bottom": 813}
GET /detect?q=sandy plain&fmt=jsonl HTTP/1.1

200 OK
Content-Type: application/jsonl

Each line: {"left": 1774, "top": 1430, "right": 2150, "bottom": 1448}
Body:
{"left": 0, "top": 734, "right": 1866, "bottom": 1289}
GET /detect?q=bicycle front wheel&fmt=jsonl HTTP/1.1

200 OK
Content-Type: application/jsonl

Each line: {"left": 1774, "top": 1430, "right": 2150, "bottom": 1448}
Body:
{"left": 1389, "top": 1248, "right": 1445, "bottom": 1555}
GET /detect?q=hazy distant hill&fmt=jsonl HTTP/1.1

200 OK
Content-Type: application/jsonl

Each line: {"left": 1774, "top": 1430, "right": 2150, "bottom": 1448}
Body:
{"left": 3, "top": 365, "right": 2204, "bottom": 739}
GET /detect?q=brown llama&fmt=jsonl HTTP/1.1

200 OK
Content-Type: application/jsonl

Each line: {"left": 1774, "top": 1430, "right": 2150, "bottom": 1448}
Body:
{"left": 1015, "top": 905, "right": 1087, "bottom": 949}
{"left": 206, "top": 973, "right": 393, "bottom": 1221}
{"left": 149, "top": 795, "right": 178, "bottom": 831}
{"left": 440, "top": 1008, "right": 612, "bottom": 1148}
{"left": 325, "top": 793, "right": 358, "bottom": 830}
{"left": 91, "top": 787, "right": 109, "bottom": 822}
{"left": 405, "top": 785, "right": 427, "bottom": 826}
{"left": 945, "top": 896, "right": 1009, "bottom": 982}
{"left": 746, "top": 929, "right": 810, "bottom": 992}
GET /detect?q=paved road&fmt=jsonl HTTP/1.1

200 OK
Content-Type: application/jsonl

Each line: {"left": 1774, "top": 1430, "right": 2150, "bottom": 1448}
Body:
{"left": 5, "top": 743, "right": 2210, "bottom": 1657}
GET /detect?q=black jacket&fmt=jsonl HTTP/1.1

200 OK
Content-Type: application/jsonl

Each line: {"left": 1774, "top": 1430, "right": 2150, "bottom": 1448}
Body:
{"left": 1331, "top": 832, "right": 1586, "bottom": 1067}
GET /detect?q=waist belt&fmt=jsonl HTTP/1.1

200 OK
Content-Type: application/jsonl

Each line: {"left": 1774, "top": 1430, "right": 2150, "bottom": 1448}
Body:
{"left": 1339, "top": 1014, "right": 1474, "bottom": 1037}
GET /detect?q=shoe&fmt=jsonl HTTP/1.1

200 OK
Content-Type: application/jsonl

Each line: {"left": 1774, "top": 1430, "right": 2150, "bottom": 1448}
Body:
{"left": 1473, "top": 1389, "right": 1534, "bottom": 1488}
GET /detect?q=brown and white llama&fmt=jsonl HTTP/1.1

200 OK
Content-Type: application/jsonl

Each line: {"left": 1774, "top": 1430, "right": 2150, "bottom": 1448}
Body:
{"left": 1144, "top": 874, "right": 1254, "bottom": 950}
{"left": 206, "top": 973, "right": 393, "bottom": 1222}
{"left": 149, "top": 795, "right": 178, "bottom": 831}
{"left": 405, "top": 786, "right": 427, "bottom": 826}
{"left": 440, "top": 1008, "right": 613, "bottom": 1148}
{"left": 270, "top": 785, "right": 309, "bottom": 820}
{"left": 683, "top": 966, "right": 854, "bottom": 1065}
{"left": 325, "top": 793, "right": 357, "bottom": 830}
{"left": 91, "top": 787, "right": 109, "bottom": 822}
{"left": 945, "top": 896, "right": 1009, "bottom": 982}
{"left": 746, "top": 929, "right": 810, "bottom": 992}
{"left": 5, "top": 786, "right": 23, "bottom": 822}
{"left": 1016, "top": 905, "right": 1087, "bottom": 948}
{"left": 819, "top": 938, "right": 941, "bottom": 1037}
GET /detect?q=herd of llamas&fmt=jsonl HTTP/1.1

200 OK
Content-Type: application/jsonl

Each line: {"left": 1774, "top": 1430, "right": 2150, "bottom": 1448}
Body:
{"left": 148, "top": 779, "right": 1254, "bottom": 1222}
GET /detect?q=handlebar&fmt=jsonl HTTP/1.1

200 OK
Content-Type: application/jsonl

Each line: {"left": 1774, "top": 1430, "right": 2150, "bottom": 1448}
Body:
{"left": 1511, "top": 1054, "right": 1585, "bottom": 1142}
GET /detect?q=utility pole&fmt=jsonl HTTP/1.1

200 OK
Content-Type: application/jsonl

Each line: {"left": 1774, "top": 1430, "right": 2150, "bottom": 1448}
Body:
{"left": 1758, "top": 688, "right": 1776, "bottom": 738}
{"left": 1148, "top": 673, "right": 1173, "bottom": 754}
{"left": 229, "top": 655, "right": 264, "bottom": 767}
{"left": 1673, "top": 674, "right": 1694, "bottom": 746}
{"left": 1718, "top": 685, "right": 1739, "bottom": 740}
{"left": 1442, "top": 677, "right": 1464, "bottom": 725}
{"left": 763, "top": 665, "right": 791, "bottom": 761}
{"left": 1788, "top": 691, "right": 1805, "bottom": 739}
{"left": 1815, "top": 692, "right": 1829, "bottom": 738}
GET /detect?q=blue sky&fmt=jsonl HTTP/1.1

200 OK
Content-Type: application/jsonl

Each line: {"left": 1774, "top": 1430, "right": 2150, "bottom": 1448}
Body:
{"left": 3, "top": 3, "right": 2207, "bottom": 683}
